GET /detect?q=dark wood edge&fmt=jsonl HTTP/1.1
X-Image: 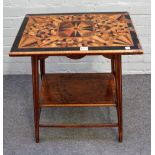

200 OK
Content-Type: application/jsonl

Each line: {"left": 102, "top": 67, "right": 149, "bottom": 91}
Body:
{"left": 11, "top": 44, "right": 143, "bottom": 53}
{"left": 10, "top": 16, "right": 29, "bottom": 53}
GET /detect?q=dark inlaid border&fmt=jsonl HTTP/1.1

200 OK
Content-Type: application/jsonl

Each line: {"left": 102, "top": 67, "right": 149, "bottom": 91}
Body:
{"left": 10, "top": 12, "right": 142, "bottom": 53}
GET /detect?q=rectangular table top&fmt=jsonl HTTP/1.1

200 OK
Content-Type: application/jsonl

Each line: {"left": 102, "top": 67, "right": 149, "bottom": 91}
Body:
{"left": 9, "top": 12, "right": 143, "bottom": 57}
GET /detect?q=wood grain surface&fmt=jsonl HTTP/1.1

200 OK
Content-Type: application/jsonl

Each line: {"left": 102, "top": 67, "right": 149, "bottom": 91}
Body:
{"left": 40, "top": 73, "right": 116, "bottom": 107}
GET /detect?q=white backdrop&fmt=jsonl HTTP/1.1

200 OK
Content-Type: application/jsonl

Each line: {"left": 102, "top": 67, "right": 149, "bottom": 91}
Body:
{"left": 3, "top": 0, "right": 151, "bottom": 74}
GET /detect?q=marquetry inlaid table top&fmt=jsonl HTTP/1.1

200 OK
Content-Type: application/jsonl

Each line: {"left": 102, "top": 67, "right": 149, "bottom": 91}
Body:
{"left": 9, "top": 12, "right": 143, "bottom": 56}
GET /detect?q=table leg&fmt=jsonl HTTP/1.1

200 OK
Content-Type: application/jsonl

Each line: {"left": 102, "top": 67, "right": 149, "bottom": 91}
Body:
{"left": 111, "top": 56, "right": 115, "bottom": 75}
{"left": 31, "top": 56, "right": 40, "bottom": 143}
{"left": 40, "top": 59, "right": 45, "bottom": 79}
{"left": 114, "top": 55, "right": 123, "bottom": 142}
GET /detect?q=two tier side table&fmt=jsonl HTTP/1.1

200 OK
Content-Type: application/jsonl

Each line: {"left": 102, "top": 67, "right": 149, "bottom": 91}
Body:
{"left": 9, "top": 12, "right": 143, "bottom": 143}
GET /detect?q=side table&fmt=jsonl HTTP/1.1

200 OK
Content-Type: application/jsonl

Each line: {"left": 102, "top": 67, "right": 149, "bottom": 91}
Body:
{"left": 9, "top": 12, "right": 143, "bottom": 143}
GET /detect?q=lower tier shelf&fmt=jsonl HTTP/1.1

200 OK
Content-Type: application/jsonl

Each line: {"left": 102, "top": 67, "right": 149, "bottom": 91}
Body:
{"left": 39, "top": 73, "right": 116, "bottom": 107}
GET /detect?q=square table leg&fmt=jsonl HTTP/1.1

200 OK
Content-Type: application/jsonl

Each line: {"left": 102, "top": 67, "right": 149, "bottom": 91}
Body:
{"left": 31, "top": 56, "right": 40, "bottom": 143}
{"left": 114, "top": 55, "right": 123, "bottom": 142}
{"left": 111, "top": 56, "right": 115, "bottom": 75}
{"left": 40, "top": 59, "right": 45, "bottom": 79}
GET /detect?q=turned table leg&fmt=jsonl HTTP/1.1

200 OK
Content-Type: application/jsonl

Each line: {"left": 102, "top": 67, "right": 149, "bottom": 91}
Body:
{"left": 114, "top": 55, "right": 123, "bottom": 142}
{"left": 31, "top": 56, "right": 40, "bottom": 143}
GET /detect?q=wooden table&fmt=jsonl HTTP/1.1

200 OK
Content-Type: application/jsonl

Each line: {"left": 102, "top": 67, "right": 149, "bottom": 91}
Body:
{"left": 9, "top": 12, "right": 143, "bottom": 143}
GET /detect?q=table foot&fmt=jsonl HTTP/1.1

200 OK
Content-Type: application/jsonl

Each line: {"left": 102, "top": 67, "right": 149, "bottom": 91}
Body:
{"left": 118, "top": 131, "right": 123, "bottom": 142}
{"left": 35, "top": 137, "right": 39, "bottom": 143}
